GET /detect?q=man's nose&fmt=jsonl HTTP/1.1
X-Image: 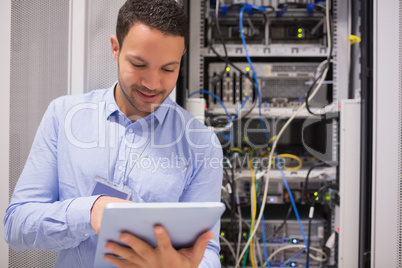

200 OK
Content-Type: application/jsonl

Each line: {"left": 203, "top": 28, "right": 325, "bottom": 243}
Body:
{"left": 141, "top": 69, "right": 161, "bottom": 91}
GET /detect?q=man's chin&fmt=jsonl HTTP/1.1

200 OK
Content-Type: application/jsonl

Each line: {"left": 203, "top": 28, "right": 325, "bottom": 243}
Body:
{"left": 138, "top": 104, "right": 160, "bottom": 114}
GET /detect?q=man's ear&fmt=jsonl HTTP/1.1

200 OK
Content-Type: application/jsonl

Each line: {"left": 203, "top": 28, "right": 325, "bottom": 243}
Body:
{"left": 182, "top": 48, "right": 187, "bottom": 56}
{"left": 111, "top": 35, "right": 120, "bottom": 62}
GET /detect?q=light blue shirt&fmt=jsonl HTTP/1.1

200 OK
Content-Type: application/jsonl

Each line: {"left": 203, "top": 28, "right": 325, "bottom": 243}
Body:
{"left": 4, "top": 83, "right": 223, "bottom": 268}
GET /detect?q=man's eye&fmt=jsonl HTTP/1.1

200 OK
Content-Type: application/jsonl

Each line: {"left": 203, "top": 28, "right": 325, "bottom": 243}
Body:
{"left": 131, "top": 63, "right": 145, "bottom": 68}
{"left": 163, "top": 69, "right": 174, "bottom": 73}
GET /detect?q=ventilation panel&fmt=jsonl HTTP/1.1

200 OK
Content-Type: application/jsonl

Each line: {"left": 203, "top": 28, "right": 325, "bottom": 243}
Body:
{"left": 86, "top": 0, "right": 126, "bottom": 92}
{"left": 9, "top": 0, "right": 70, "bottom": 266}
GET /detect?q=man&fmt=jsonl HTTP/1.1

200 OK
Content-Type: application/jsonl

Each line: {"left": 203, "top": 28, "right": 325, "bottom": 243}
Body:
{"left": 3, "top": 0, "right": 223, "bottom": 267}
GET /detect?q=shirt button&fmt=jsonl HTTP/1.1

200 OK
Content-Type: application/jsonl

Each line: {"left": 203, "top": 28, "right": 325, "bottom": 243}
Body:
{"left": 129, "top": 129, "right": 133, "bottom": 133}
{"left": 118, "top": 165, "right": 123, "bottom": 171}
{"left": 84, "top": 233, "right": 89, "bottom": 237}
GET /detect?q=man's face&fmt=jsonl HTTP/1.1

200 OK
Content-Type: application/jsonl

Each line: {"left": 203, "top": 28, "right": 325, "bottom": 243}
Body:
{"left": 111, "top": 23, "right": 185, "bottom": 119}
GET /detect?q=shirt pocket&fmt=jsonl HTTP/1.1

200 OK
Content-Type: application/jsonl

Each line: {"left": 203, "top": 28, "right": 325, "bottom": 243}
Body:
{"left": 125, "top": 154, "right": 189, "bottom": 202}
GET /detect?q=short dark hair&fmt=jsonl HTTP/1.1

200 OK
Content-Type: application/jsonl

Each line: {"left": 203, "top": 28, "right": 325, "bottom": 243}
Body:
{"left": 116, "top": 0, "right": 188, "bottom": 49}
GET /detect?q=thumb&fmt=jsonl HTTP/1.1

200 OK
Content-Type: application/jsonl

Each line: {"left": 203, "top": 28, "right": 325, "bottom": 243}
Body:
{"left": 178, "top": 232, "right": 214, "bottom": 266}
{"left": 193, "top": 231, "right": 214, "bottom": 253}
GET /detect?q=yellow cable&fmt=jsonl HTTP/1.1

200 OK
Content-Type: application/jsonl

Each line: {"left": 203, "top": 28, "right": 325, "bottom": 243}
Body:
{"left": 268, "top": 135, "right": 277, "bottom": 144}
{"left": 273, "top": 153, "right": 303, "bottom": 171}
{"left": 230, "top": 147, "right": 243, "bottom": 153}
{"left": 248, "top": 154, "right": 257, "bottom": 268}
{"left": 235, "top": 2, "right": 331, "bottom": 267}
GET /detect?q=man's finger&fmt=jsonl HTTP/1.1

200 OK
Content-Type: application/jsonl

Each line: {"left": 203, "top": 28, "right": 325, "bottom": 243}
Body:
{"left": 119, "top": 232, "right": 153, "bottom": 259}
{"left": 178, "top": 231, "right": 214, "bottom": 266}
{"left": 105, "top": 241, "right": 140, "bottom": 263}
{"left": 154, "top": 225, "right": 173, "bottom": 252}
{"left": 192, "top": 231, "right": 214, "bottom": 256}
{"left": 103, "top": 253, "right": 134, "bottom": 267}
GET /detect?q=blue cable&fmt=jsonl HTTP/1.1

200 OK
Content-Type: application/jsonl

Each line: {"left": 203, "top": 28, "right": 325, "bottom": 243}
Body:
{"left": 230, "top": 3, "right": 266, "bottom": 12}
{"left": 230, "top": 125, "right": 235, "bottom": 148}
{"left": 237, "top": 95, "right": 250, "bottom": 114}
{"left": 226, "top": 94, "right": 250, "bottom": 148}
{"left": 188, "top": 90, "right": 230, "bottom": 117}
{"left": 279, "top": 249, "right": 305, "bottom": 268}
{"left": 257, "top": 198, "right": 271, "bottom": 268}
{"left": 239, "top": 5, "right": 270, "bottom": 141}
{"left": 189, "top": 90, "right": 233, "bottom": 138}
{"left": 240, "top": 5, "right": 309, "bottom": 265}
{"left": 275, "top": 152, "right": 308, "bottom": 247}
{"left": 215, "top": 95, "right": 250, "bottom": 136}
{"left": 189, "top": 90, "right": 250, "bottom": 121}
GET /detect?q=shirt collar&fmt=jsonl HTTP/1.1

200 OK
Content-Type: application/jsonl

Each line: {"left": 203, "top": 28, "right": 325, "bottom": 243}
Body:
{"left": 149, "top": 95, "right": 173, "bottom": 126}
{"left": 105, "top": 81, "right": 119, "bottom": 120}
{"left": 105, "top": 81, "right": 173, "bottom": 126}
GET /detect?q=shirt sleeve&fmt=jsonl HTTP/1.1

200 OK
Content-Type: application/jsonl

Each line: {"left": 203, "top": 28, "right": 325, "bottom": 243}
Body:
{"left": 180, "top": 133, "right": 223, "bottom": 268}
{"left": 3, "top": 100, "right": 98, "bottom": 251}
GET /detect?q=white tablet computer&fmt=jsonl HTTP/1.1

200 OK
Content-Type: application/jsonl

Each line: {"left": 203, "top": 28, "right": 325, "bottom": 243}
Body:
{"left": 94, "top": 202, "right": 225, "bottom": 268}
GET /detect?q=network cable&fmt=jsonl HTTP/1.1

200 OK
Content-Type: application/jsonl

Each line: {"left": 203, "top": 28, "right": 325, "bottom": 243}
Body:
{"left": 239, "top": 4, "right": 270, "bottom": 141}
{"left": 279, "top": 249, "right": 305, "bottom": 268}
{"left": 236, "top": 2, "right": 306, "bottom": 265}
{"left": 276, "top": 152, "right": 308, "bottom": 245}
{"left": 257, "top": 198, "right": 270, "bottom": 267}
{"left": 262, "top": 244, "right": 327, "bottom": 266}
{"left": 264, "top": 204, "right": 293, "bottom": 242}
{"left": 188, "top": 90, "right": 230, "bottom": 117}
{"left": 188, "top": 90, "right": 250, "bottom": 135}
{"left": 305, "top": 0, "right": 333, "bottom": 116}
{"left": 235, "top": 1, "right": 332, "bottom": 266}
{"left": 274, "top": 154, "right": 303, "bottom": 171}
{"left": 247, "top": 153, "right": 257, "bottom": 268}
{"left": 215, "top": 95, "right": 250, "bottom": 136}
{"left": 207, "top": 4, "right": 258, "bottom": 121}
{"left": 306, "top": 183, "right": 338, "bottom": 267}
{"left": 220, "top": 235, "right": 237, "bottom": 262}
{"left": 303, "top": 163, "right": 328, "bottom": 204}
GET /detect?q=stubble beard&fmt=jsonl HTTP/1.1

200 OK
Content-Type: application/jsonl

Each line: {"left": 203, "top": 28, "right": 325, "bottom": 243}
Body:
{"left": 118, "top": 75, "right": 163, "bottom": 117}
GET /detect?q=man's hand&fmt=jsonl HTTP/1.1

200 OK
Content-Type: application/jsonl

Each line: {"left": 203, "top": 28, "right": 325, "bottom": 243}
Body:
{"left": 90, "top": 196, "right": 133, "bottom": 234}
{"left": 103, "top": 225, "right": 214, "bottom": 268}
